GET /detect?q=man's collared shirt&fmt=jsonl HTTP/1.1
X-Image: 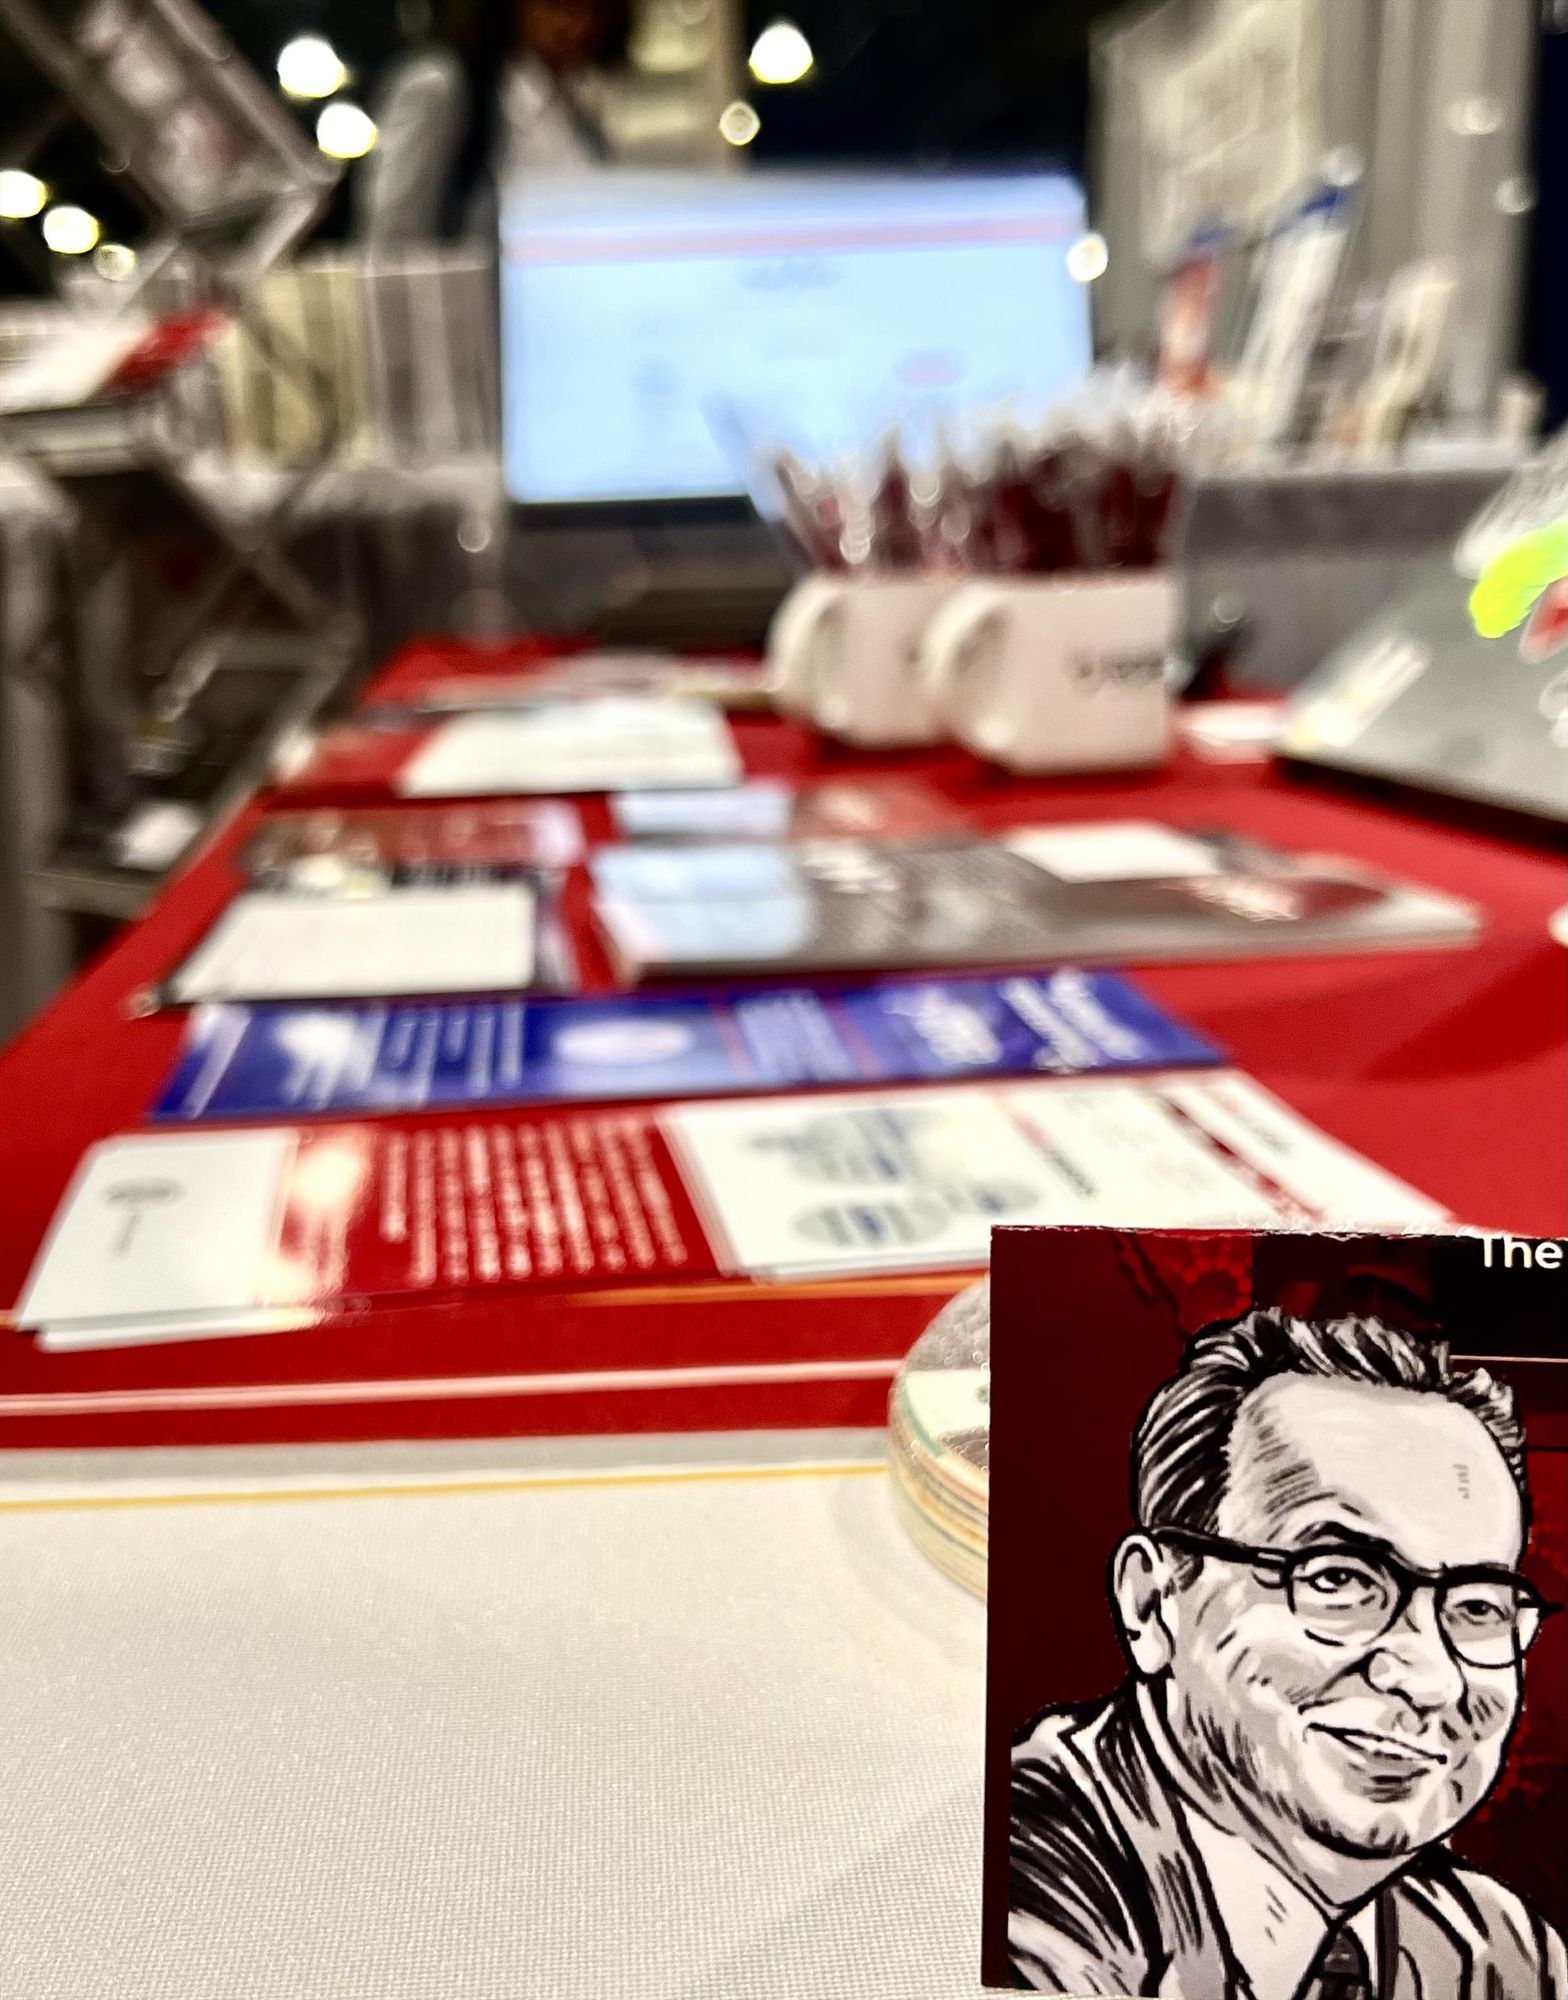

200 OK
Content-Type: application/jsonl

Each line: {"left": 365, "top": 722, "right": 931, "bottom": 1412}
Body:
{"left": 1182, "top": 1808, "right": 1381, "bottom": 2000}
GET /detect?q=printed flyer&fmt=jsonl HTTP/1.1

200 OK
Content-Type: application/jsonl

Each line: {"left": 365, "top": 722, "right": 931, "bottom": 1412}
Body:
{"left": 17, "top": 1075, "right": 1446, "bottom": 1350}
{"left": 152, "top": 972, "right": 1223, "bottom": 1123}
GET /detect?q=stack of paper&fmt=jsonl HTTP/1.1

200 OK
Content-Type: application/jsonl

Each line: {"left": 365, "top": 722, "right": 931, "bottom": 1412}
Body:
{"left": 13, "top": 1131, "right": 320, "bottom": 1351}
{"left": 591, "top": 822, "right": 1482, "bottom": 983}
{"left": 168, "top": 881, "right": 538, "bottom": 1004}
{"left": 397, "top": 699, "right": 742, "bottom": 798}
{"left": 661, "top": 1072, "right": 1447, "bottom": 1285}
{"left": 887, "top": 1281, "right": 991, "bottom": 1599}
{"left": 12, "top": 1105, "right": 711, "bottom": 1353}
{"left": 401, "top": 652, "right": 772, "bottom": 714}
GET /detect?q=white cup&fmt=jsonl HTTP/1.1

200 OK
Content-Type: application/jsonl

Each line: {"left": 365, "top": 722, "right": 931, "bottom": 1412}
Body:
{"left": 918, "top": 571, "right": 1175, "bottom": 773}
{"left": 767, "top": 572, "right": 952, "bottom": 748}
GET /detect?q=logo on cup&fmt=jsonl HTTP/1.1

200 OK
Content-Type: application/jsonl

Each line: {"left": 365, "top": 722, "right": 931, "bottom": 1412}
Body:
{"left": 1069, "top": 649, "right": 1165, "bottom": 694}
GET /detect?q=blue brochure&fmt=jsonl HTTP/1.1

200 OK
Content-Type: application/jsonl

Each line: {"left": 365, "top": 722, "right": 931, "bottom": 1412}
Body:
{"left": 152, "top": 971, "right": 1223, "bottom": 1123}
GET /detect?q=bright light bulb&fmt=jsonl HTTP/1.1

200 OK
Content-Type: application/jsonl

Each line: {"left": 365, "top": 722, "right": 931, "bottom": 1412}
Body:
{"left": 748, "top": 19, "right": 814, "bottom": 85}
{"left": 316, "top": 100, "right": 378, "bottom": 160}
{"left": 1065, "top": 231, "right": 1109, "bottom": 283}
{"left": 42, "top": 205, "right": 101, "bottom": 255}
{"left": 93, "top": 240, "right": 138, "bottom": 281}
{"left": 0, "top": 168, "right": 48, "bottom": 219}
{"left": 277, "top": 34, "right": 348, "bottom": 100}
{"left": 718, "top": 99, "right": 761, "bottom": 147}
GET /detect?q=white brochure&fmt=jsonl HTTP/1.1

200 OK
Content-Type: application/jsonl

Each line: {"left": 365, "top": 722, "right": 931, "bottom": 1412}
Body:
{"left": 397, "top": 699, "right": 741, "bottom": 798}
{"left": 660, "top": 1072, "right": 1447, "bottom": 1281}
{"left": 170, "top": 881, "right": 536, "bottom": 1003}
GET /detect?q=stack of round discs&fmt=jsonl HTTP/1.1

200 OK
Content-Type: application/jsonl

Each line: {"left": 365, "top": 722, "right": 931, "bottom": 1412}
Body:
{"left": 887, "top": 1279, "right": 990, "bottom": 1598}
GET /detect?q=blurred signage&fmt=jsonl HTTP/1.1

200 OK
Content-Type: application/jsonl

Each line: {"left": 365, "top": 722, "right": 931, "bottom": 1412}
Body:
{"left": 1135, "top": 0, "right": 1323, "bottom": 263}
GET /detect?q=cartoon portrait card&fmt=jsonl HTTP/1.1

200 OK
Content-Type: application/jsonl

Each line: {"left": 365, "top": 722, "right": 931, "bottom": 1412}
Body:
{"left": 982, "top": 1228, "right": 1566, "bottom": 1997}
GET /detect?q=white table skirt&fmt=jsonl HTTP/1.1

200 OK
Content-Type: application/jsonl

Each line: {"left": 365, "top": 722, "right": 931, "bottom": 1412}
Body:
{"left": 0, "top": 1428, "right": 989, "bottom": 2000}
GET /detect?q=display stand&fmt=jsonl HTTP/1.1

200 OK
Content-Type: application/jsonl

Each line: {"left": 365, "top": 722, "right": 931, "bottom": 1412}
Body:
{"left": 0, "top": 0, "right": 355, "bottom": 919}
{"left": 0, "top": 0, "right": 332, "bottom": 288}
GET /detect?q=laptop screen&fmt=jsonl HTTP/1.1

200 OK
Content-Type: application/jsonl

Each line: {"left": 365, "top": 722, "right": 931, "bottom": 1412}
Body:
{"left": 499, "top": 168, "right": 1092, "bottom": 507}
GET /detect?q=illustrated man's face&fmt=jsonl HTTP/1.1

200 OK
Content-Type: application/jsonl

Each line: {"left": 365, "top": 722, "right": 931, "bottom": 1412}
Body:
{"left": 1162, "top": 1376, "right": 1525, "bottom": 1862}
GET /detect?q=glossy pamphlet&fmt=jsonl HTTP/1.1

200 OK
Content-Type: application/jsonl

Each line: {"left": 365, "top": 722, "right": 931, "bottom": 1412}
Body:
{"left": 590, "top": 827, "right": 1481, "bottom": 980}
{"left": 151, "top": 970, "right": 1222, "bottom": 1122}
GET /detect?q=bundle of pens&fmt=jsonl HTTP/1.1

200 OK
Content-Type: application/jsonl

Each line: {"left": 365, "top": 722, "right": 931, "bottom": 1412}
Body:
{"left": 762, "top": 376, "right": 1193, "bottom": 578}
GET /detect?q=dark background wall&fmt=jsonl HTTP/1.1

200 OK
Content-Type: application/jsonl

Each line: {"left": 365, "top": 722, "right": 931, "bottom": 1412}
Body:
{"left": 2, "top": 0, "right": 1562, "bottom": 420}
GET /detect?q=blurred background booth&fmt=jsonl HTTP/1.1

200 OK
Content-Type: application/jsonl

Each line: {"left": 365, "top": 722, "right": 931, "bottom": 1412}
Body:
{"left": 1, "top": 0, "right": 1563, "bottom": 1038}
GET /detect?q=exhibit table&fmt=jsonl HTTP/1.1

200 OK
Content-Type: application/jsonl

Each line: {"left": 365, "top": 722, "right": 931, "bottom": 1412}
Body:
{"left": 0, "top": 641, "right": 1563, "bottom": 1997}
{"left": 0, "top": 1426, "right": 993, "bottom": 2000}
{"left": 0, "top": 648, "right": 1563, "bottom": 1456}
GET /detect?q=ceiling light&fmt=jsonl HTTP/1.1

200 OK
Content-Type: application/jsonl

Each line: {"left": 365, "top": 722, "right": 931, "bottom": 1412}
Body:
{"left": 41, "top": 205, "right": 101, "bottom": 255}
{"left": 278, "top": 34, "right": 348, "bottom": 100}
{"left": 718, "top": 100, "right": 761, "bottom": 147}
{"left": 1065, "top": 232, "right": 1109, "bottom": 283}
{"left": 93, "top": 241, "right": 138, "bottom": 281}
{"left": 748, "top": 20, "right": 814, "bottom": 85}
{"left": 316, "top": 101, "right": 378, "bottom": 160}
{"left": 0, "top": 168, "right": 48, "bottom": 219}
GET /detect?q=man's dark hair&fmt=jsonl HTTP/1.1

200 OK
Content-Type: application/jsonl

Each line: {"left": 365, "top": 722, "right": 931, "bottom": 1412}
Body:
{"left": 1134, "top": 1308, "right": 1529, "bottom": 1537}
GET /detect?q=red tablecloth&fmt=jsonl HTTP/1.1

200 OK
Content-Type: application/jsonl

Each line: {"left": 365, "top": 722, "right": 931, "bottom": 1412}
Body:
{"left": 1, "top": 645, "right": 1562, "bottom": 1450}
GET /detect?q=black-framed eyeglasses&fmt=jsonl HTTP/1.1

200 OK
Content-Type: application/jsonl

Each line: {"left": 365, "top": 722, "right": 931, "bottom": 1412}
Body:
{"left": 1154, "top": 1527, "right": 1560, "bottom": 1670}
